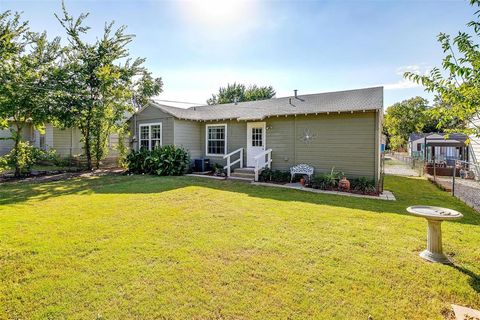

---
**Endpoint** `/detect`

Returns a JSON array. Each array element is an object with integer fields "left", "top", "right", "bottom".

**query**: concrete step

[
  {"left": 228, "top": 176, "right": 254, "bottom": 182},
  {"left": 231, "top": 172, "right": 255, "bottom": 179},
  {"left": 234, "top": 167, "right": 255, "bottom": 174}
]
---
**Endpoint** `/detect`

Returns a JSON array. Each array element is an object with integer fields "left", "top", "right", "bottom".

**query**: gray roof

[
  {"left": 409, "top": 132, "right": 468, "bottom": 144},
  {"left": 147, "top": 86, "right": 383, "bottom": 121}
]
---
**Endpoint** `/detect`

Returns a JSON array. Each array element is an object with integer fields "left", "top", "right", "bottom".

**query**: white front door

[{"left": 247, "top": 122, "right": 266, "bottom": 167}]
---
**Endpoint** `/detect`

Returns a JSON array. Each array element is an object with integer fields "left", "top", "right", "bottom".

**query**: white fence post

[{"left": 240, "top": 148, "right": 243, "bottom": 168}]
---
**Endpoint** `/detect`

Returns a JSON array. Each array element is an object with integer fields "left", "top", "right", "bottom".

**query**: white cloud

[
  {"left": 383, "top": 79, "right": 421, "bottom": 90},
  {"left": 383, "top": 64, "right": 431, "bottom": 90}
]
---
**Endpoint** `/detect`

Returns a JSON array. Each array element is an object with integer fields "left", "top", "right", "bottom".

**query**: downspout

[{"left": 293, "top": 116, "right": 297, "bottom": 165}]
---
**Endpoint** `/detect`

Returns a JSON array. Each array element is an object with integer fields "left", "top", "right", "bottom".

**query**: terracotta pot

[
  {"left": 300, "top": 178, "right": 306, "bottom": 186},
  {"left": 339, "top": 176, "right": 350, "bottom": 191}
]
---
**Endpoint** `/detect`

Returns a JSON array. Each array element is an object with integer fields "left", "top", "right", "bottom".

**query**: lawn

[{"left": 0, "top": 174, "right": 479, "bottom": 319}]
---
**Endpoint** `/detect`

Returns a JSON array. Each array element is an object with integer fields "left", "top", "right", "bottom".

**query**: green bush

[
  {"left": 126, "top": 145, "right": 190, "bottom": 176},
  {"left": 350, "top": 177, "right": 376, "bottom": 193},
  {"left": 259, "top": 168, "right": 290, "bottom": 183},
  {"left": 0, "top": 142, "right": 57, "bottom": 176}
]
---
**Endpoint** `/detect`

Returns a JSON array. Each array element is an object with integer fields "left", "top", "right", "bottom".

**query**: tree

[
  {"left": 405, "top": 0, "right": 480, "bottom": 141},
  {"left": 207, "top": 83, "right": 275, "bottom": 105},
  {"left": 0, "top": 11, "right": 62, "bottom": 176},
  {"left": 55, "top": 3, "right": 162, "bottom": 169},
  {"left": 384, "top": 97, "right": 430, "bottom": 151}
]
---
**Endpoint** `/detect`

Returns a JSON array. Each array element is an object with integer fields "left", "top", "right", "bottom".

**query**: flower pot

[
  {"left": 300, "top": 178, "right": 306, "bottom": 186},
  {"left": 339, "top": 176, "right": 350, "bottom": 191}
]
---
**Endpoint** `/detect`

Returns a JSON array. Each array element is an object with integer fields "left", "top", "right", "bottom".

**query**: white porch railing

[
  {"left": 254, "top": 149, "right": 272, "bottom": 181},
  {"left": 223, "top": 148, "right": 244, "bottom": 177}
]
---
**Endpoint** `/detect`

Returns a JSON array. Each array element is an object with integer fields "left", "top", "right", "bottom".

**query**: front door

[{"left": 247, "top": 122, "right": 266, "bottom": 167}]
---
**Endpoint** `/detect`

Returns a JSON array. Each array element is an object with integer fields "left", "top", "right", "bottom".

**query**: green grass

[{"left": 0, "top": 174, "right": 479, "bottom": 319}]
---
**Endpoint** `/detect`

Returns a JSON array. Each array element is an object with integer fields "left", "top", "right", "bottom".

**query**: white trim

[
  {"left": 205, "top": 123, "right": 227, "bottom": 156},
  {"left": 246, "top": 122, "right": 266, "bottom": 167},
  {"left": 139, "top": 122, "right": 163, "bottom": 151}
]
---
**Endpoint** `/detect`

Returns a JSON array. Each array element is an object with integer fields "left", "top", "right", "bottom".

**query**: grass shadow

[
  {"left": 1, "top": 174, "right": 479, "bottom": 226},
  {"left": 451, "top": 264, "right": 480, "bottom": 293}
]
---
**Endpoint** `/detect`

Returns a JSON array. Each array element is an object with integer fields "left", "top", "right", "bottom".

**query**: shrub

[
  {"left": 350, "top": 177, "right": 376, "bottom": 193},
  {"left": 0, "top": 142, "right": 56, "bottom": 176},
  {"left": 126, "top": 145, "right": 190, "bottom": 176},
  {"left": 259, "top": 168, "right": 290, "bottom": 182},
  {"left": 311, "top": 174, "right": 329, "bottom": 190}
]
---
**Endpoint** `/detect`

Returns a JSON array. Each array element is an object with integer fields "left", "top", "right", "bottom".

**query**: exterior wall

[
  {"left": 199, "top": 121, "right": 247, "bottom": 167},
  {"left": 470, "top": 118, "right": 480, "bottom": 177},
  {"left": 132, "top": 105, "right": 174, "bottom": 150},
  {"left": 174, "top": 119, "right": 202, "bottom": 159},
  {"left": 51, "top": 127, "right": 84, "bottom": 157},
  {"left": 0, "top": 123, "right": 34, "bottom": 155},
  {"left": 199, "top": 112, "right": 378, "bottom": 180}
]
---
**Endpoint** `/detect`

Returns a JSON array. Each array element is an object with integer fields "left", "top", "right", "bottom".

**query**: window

[
  {"left": 251, "top": 127, "right": 263, "bottom": 147},
  {"left": 417, "top": 143, "right": 422, "bottom": 152},
  {"left": 139, "top": 123, "right": 162, "bottom": 151},
  {"left": 206, "top": 124, "right": 227, "bottom": 155}
]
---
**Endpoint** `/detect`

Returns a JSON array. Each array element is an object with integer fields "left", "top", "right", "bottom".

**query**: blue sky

[{"left": 1, "top": 0, "right": 475, "bottom": 107}]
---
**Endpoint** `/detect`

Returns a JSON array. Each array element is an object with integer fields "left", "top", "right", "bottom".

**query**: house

[
  {"left": 469, "top": 118, "right": 480, "bottom": 177},
  {"left": 130, "top": 86, "right": 384, "bottom": 185},
  {"left": 0, "top": 123, "right": 119, "bottom": 162},
  {"left": 408, "top": 132, "right": 469, "bottom": 166}
]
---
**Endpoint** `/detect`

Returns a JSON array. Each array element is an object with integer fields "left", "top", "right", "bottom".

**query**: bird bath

[{"left": 407, "top": 205, "right": 463, "bottom": 264}]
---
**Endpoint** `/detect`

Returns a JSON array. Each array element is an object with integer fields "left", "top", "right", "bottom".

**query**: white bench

[{"left": 290, "top": 164, "right": 314, "bottom": 183}]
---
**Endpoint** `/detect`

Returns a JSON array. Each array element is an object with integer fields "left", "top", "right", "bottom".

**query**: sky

[{"left": 1, "top": 0, "right": 475, "bottom": 108}]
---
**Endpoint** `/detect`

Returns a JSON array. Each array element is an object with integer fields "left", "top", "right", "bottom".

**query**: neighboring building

[
  {"left": 469, "top": 118, "right": 480, "bottom": 176},
  {"left": 408, "top": 132, "right": 469, "bottom": 165},
  {"left": 130, "top": 87, "right": 384, "bottom": 185},
  {"left": 0, "top": 123, "right": 119, "bottom": 162}
]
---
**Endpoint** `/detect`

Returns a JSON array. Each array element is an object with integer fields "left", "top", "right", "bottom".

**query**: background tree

[
  {"left": 384, "top": 97, "right": 430, "bottom": 151},
  {"left": 207, "top": 83, "right": 275, "bottom": 105},
  {"left": 0, "top": 11, "right": 62, "bottom": 176},
  {"left": 405, "top": 0, "right": 480, "bottom": 140},
  {"left": 55, "top": 4, "right": 162, "bottom": 169}
]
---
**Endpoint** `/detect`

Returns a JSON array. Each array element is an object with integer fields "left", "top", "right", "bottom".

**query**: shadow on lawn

[
  {"left": 451, "top": 264, "right": 480, "bottom": 293},
  {"left": 1, "top": 174, "right": 479, "bottom": 225}
]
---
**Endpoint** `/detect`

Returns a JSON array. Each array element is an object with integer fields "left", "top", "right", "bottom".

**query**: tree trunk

[{"left": 13, "top": 123, "right": 23, "bottom": 177}]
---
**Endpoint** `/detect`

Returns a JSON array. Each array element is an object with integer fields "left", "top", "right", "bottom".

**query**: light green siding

[
  {"left": 174, "top": 119, "right": 202, "bottom": 159},
  {"left": 282, "top": 112, "right": 376, "bottom": 178},
  {"left": 200, "top": 121, "right": 247, "bottom": 167}
]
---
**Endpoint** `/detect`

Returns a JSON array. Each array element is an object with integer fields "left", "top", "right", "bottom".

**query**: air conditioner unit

[{"left": 194, "top": 158, "right": 210, "bottom": 172}]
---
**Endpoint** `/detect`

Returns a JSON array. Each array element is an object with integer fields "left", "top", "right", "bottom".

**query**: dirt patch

[{"left": 0, "top": 168, "right": 125, "bottom": 185}]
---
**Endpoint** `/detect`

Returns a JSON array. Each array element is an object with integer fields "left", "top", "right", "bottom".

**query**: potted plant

[
  {"left": 300, "top": 176, "right": 306, "bottom": 186},
  {"left": 339, "top": 176, "right": 350, "bottom": 191}
]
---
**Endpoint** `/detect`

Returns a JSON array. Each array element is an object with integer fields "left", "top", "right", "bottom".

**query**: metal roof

[{"left": 146, "top": 86, "right": 383, "bottom": 121}]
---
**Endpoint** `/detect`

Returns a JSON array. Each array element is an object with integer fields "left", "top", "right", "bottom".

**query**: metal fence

[{"left": 390, "top": 152, "right": 425, "bottom": 176}]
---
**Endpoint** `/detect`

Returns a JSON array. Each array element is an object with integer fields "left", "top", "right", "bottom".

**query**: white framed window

[
  {"left": 139, "top": 123, "right": 162, "bottom": 151},
  {"left": 206, "top": 124, "right": 227, "bottom": 156}
]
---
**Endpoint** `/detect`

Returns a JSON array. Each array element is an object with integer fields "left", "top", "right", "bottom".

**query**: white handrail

[
  {"left": 254, "top": 149, "right": 272, "bottom": 181},
  {"left": 223, "top": 148, "right": 243, "bottom": 177}
]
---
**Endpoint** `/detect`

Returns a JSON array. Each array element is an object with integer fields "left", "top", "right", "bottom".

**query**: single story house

[
  {"left": 130, "top": 86, "right": 384, "bottom": 185},
  {"left": 408, "top": 132, "right": 469, "bottom": 165}
]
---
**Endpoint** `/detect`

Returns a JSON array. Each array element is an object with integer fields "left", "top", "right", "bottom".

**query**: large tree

[
  {"left": 55, "top": 3, "right": 162, "bottom": 169},
  {"left": 0, "top": 11, "right": 62, "bottom": 176},
  {"left": 207, "top": 83, "right": 275, "bottom": 105},
  {"left": 405, "top": 0, "right": 480, "bottom": 141},
  {"left": 384, "top": 97, "right": 430, "bottom": 151}
]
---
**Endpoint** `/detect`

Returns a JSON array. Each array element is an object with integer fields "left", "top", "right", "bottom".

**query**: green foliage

[
  {"left": 404, "top": 1, "right": 480, "bottom": 139},
  {"left": 126, "top": 145, "right": 190, "bottom": 176},
  {"left": 0, "top": 12, "right": 63, "bottom": 176},
  {"left": 212, "top": 163, "right": 225, "bottom": 176},
  {"left": 207, "top": 83, "right": 276, "bottom": 105},
  {"left": 349, "top": 177, "right": 376, "bottom": 193},
  {"left": 0, "top": 142, "right": 57, "bottom": 175},
  {"left": 54, "top": 2, "right": 162, "bottom": 169},
  {"left": 259, "top": 168, "right": 290, "bottom": 182},
  {"left": 384, "top": 97, "right": 430, "bottom": 151},
  {"left": 311, "top": 167, "right": 343, "bottom": 189}
]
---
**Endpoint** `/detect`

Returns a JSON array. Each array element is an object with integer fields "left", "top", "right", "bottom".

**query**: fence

[{"left": 390, "top": 152, "right": 425, "bottom": 176}]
